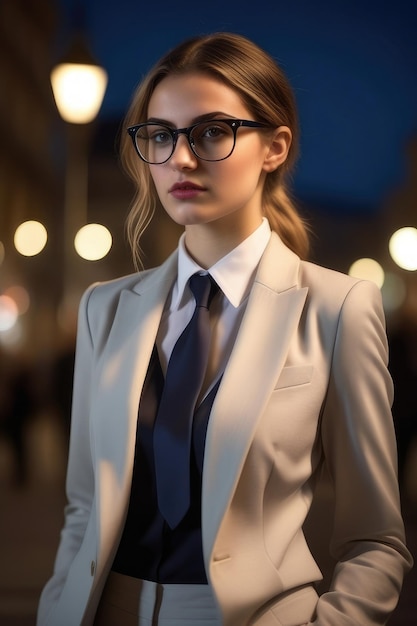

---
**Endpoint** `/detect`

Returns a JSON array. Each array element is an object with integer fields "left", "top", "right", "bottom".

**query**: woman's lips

[{"left": 169, "top": 182, "right": 206, "bottom": 200}]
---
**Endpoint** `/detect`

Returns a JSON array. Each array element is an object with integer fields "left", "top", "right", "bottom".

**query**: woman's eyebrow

[{"left": 145, "top": 112, "right": 234, "bottom": 126}]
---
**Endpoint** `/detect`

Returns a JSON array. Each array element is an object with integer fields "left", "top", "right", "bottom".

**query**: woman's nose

[{"left": 169, "top": 134, "right": 198, "bottom": 169}]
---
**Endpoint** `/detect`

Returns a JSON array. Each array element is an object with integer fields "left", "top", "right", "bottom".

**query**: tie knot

[{"left": 189, "top": 273, "right": 218, "bottom": 309}]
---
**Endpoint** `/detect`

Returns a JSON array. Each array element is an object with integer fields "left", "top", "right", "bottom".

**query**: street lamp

[
  {"left": 51, "top": 33, "right": 107, "bottom": 124},
  {"left": 50, "top": 31, "right": 108, "bottom": 304}
]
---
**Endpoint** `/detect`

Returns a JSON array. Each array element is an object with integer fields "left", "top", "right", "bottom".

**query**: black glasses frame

[{"left": 127, "top": 118, "right": 270, "bottom": 164}]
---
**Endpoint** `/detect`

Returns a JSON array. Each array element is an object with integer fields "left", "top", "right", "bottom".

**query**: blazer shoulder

[
  {"left": 300, "top": 260, "right": 355, "bottom": 289},
  {"left": 83, "top": 269, "right": 151, "bottom": 307},
  {"left": 299, "top": 260, "right": 382, "bottom": 316},
  {"left": 77, "top": 267, "right": 161, "bottom": 341}
]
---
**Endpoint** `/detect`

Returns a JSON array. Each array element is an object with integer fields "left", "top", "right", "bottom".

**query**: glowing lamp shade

[
  {"left": 51, "top": 63, "right": 108, "bottom": 124},
  {"left": 389, "top": 227, "right": 417, "bottom": 271},
  {"left": 74, "top": 223, "right": 112, "bottom": 260},
  {"left": 14, "top": 221, "right": 47, "bottom": 256}
]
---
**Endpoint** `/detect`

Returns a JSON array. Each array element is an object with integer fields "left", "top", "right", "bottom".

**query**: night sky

[{"left": 54, "top": 0, "right": 417, "bottom": 215}]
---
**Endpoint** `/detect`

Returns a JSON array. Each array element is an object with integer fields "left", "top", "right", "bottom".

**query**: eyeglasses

[{"left": 127, "top": 118, "right": 269, "bottom": 164}]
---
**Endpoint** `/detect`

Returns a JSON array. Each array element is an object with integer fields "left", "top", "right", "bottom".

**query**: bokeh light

[
  {"left": 389, "top": 227, "right": 417, "bottom": 271},
  {"left": 14, "top": 220, "right": 48, "bottom": 256},
  {"left": 0, "top": 295, "right": 19, "bottom": 331},
  {"left": 0, "top": 319, "right": 24, "bottom": 349},
  {"left": 74, "top": 223, "right": 112, "bottom": 260},
  {"left": 0, "top": 241, "right": 5, "bottom": 265},
  {"left": 348, "top": 257, "right": 385, "bottom": 288},
  {"left": 4, "top": 286, "right": 30, "bottom": 316}
]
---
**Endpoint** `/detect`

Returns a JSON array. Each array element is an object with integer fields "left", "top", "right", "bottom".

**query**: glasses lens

[
  {"left": 135, "top": 124, "right": 173, "bottom": 164},
  {"left": 191, "top": 121, "right": 234, "bottom": 161}
]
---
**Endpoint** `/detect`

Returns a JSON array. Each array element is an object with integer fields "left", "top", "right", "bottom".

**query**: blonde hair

[{"left": 120, "top": 32, "right": 310, "bottom": 268}]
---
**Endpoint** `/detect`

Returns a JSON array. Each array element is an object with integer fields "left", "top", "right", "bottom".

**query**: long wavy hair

[{"left": 120, "top": 32, "right": 310, "bottom": 268}]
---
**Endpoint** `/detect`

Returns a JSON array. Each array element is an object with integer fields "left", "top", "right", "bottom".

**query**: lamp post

[{"left": 50, "top": 31, "right": 108, "bottom": 306}]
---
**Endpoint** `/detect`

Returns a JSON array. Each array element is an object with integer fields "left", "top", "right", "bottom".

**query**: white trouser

[{"left": 94, "top": 571, "right": 222, "bottom": 625}]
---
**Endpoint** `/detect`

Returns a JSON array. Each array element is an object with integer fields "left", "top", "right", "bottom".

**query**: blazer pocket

[{"left": 274, "top": 365, "right": 313, "bottom": 390}]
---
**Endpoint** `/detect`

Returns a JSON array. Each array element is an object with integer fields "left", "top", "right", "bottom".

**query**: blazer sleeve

[
  {"left": 313, "top": 279, "right": 413, "bottom": 625},
  {"left": 37, "top": 284, "right": 97, "bottom": 625}
]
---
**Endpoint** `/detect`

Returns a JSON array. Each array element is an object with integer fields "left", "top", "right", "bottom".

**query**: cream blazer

[{"left": 37, "top": 233, "right": 412, "bottom": 626}]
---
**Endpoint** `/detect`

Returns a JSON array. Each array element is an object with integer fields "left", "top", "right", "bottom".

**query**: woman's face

[{"left": 146, "top": 73, "right": 288, "bottom": 240}]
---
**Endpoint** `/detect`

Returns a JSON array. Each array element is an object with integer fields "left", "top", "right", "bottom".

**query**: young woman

[{"left": 38, "top": 32, "right": 412, "bottom": 626}]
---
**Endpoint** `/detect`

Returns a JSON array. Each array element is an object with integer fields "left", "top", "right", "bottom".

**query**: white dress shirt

[{"left": 156, "top": 218, "right": 271, "bottom": 400}]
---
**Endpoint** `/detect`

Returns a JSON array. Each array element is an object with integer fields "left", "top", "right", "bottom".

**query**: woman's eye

[
  {"left": 151, "top": 130, "right": 171, "bottom": 144},
  {"left": 203, "top": 125, "right": 224, "bottom": 138}
]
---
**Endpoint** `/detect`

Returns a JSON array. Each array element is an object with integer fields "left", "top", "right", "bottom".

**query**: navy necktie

[{"left": 153, "top": 273, "right": 218, "bottom": 529}]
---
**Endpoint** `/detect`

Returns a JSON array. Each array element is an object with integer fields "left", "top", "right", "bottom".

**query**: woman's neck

[{"left": 184, "top": 215, "right": 263, "bottom": 268}]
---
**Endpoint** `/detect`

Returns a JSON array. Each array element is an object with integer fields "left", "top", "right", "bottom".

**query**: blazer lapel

[
  {"left": 202, "top": 234, "right": 308, "bottom": 562},
  {"left": 93, "top": 251, "right": 178, "bottom": 557}
]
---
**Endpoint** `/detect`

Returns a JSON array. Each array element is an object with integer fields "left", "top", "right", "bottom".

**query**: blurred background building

[{"left": 0, "top": 0, "right": 416, "bottom": 624}]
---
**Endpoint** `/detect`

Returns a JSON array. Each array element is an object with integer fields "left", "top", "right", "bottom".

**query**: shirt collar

[{"left": 173, "top": 218, "right": 271, "bottom": 309}]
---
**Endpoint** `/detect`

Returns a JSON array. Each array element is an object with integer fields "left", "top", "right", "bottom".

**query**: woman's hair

[{"left": 120, "top": 32, "right": 310, "bottom": 268}]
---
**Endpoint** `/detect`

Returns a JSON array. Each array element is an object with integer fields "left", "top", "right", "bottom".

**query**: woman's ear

[{"left": 262, "top": 126, "right": 292, "bottom": 172}]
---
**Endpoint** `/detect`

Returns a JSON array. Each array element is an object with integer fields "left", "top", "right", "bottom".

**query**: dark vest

[{"left": 112, "top": 346, "right": 221, "bottom": 583}]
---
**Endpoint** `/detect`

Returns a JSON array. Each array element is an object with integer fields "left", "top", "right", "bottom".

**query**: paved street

[{"left": 0, "top": 412, "right": 416, "bottom": 625}]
